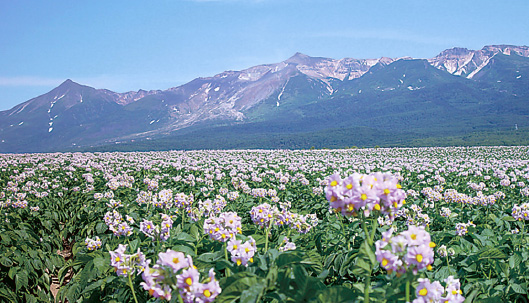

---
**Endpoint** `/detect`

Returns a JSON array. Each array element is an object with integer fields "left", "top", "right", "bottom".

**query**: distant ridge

[{"left": 1, "top": 44, "right": 528, "bottom": 152}]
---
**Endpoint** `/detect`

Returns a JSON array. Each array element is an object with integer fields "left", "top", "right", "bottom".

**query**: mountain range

[{"left": 1, "top": 44, "right": 529, "bottom": 152}]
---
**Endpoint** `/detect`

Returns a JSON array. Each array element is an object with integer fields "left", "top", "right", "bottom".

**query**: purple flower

[
  {"left": 114, "top": 221, "right": 133, "bottom": 237},
  {"left": 109, "top": 244, "right": 150, "bottom": 277},
  {"left": 110, "top": 244, "right": 127, "bottom": 268},
  {"left": 401, "top": 225, "right": 431, "bottom": 247},
  {"left": 204, "top": 212, "right": 242, "bottom": 242},
  {"left": 250, "top": 203, "right": 278, "bottom": 227},
  {"left": 140, "top": 219, "right": 158, "bottom": 238},
  {"left": 413, "top": 278, "right": 445, "bottom": 303},
  {"left": 156, "top": 249, "right": 189, "bottom": 273},
  {"left": 85, "top": 236, "right": 102, "bottom": 251},
  {"left": 406, "top": 244, "right": 434, "bottom": 270},
  {"left": 228, "top": 236, "right": 256, "bottom": 267},
  {"left": 177, "top": 266, "right": 200, "bottom": 291},
  {"left": 194, "top": 269, "right": 222, "bottom": 303}
]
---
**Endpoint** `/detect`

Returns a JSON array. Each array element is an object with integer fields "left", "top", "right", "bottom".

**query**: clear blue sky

[{"left": 1, "top": 0, "right": 528, "bottom": 111}]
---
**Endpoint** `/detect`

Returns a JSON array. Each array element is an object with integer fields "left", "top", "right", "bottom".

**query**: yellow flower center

[
  {"left": 382, "top": 258, "right": 388, "bottom": 267},
  {"left": 383, "top": 189, "right": 390, "bottom": 195},
  {"left": 115, "top": 257, "right": 120, "bottom": 262},
  {"left": 330, "top": 180, "right": 338, "bottom": 187},
  {"left": 249, "top": 257, "right": 254, "bottom": 263},
  {"left": 147, "top": 224, "right": 151, "bottom": 229},
  {"left": 429, "top": 242, "right": 436, "bottom": 248},
  {"left": 427, "top": 265, "right": 433, "bottom": 271},
  {"left": 330, "top": 196, "right": 337, "bottom": 202},
  {"left": 411, "top": 234, "right": 417, "bottom": 240},
  {"left": 173, "top": 257, "right": 179, "bottom": 264},
  {"left": 346, "top": 184, "right": 353, "bottom": 190},
  {"left": 245, "top": 247, "right": 250, "bottom": 253},
  {"left": 259, "top": 209, "right": 263, "bottom": 213},
  {"left": 204, "top": 289, "right": 212, "bottom": 298},
  {"left": 416, "top": 254, "right": 423, "bottom": 263},
  {"left": 452, "top": 290, "right": 457, "bottom": 295},
  {"left": 233, "top": 244, "right": 238, "bottom": 249},
  {"left": 348, "top": 204, "right": 354, "bottom": 211},
  {"left": 419, "top": 288, "right": 428, "bottom": 296},
  {"left": 374, "top": 204, "right": 381, "bottom": 211},
  {"left": 185, "top": 277, "right": 193, "bottom": 286},
  {"left": 361, "top": 194, "right": 367, "bottom": 201},
  {"left": 236, "top": 259, "right": 242, "bottom": 266}
]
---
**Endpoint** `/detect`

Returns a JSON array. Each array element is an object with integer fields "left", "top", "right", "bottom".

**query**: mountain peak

[
  {"left": 436, "top": 47, "right": 472, "bottom": 58},
  {"left": 290, "top": 52, "right": 309, "bottom": 59},
  {"left": 285, "top": 52, "right": 313, "bottom": 64},
  {"left": 57, "top": 79, "right": 82, "bottom": 89}
]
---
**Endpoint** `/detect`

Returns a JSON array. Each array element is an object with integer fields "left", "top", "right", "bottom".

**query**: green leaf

[
  {"left": 509, "top": 253, "right": 522, "bottom": 269},
  {"left": 0, "top": 287, "right": 18, "bottom": 303},
  {"left": 339, "top": 251, "right": 356, "bottom": 277},
  {"left": 466, "top": 286, "right": 482, "bottom": 302},
  {"left": 171, "top": 244, "right": 195, "bottom": 257},
  {"left": 511, "top": 283, "right": 527, "bottom": 294},
  {"left": 24, "top": 293, "right": 37, "bottom": 303},
  {"left": 217, "top": 272, "right": 264, "bottom": 303},
  {"left": 350, "top": 240, "right": 375, "bottom": 277},
  {"left": 276, "top": 251, "right": 304, "bottom": 267},
  {"left": 15, "top": 269, "right": 29, "bottom": 291},
  {"left": 240, "top": 283, "right": 266, "bottom": 303},
  {"left": 315, "top": 286, "right": 359, "bottom": 303},
  {"left": 96, "top": 222, "right": 107, "bottom": 234},
  {"left": 0, "top": 256, "right": 13, "bottom": 267},
  {"left": 197, "top": 251, "right": 224, "bottom": 263},
  {"left": 8, "top": 267, "right": 17, "bottom": 280},
  {"left": 434, "top": 266, "right": 451, "bottom": 281},
  {"left": 81, "top": 278, "right": 107, "bottom": 294},
  {"left": 0, "top": 233, "right": 11, "bottom": 245},
  {"left": 176, "top": 232, "right": 196, "bottom": 242},
  {"left": 190, "top": 224, "right": 200, "bottom": 239},
  {"left": 129, "top": 238, "right": 140, "bottom": 252},
  {"left": 93, "top": 255, "right": 110, "bottom": 273},
  {"left": 478, "top": 247, "right": 506, "bottom": 260}
]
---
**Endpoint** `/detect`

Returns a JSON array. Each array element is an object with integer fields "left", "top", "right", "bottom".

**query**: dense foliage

[{"left": 1, "top": 147, "right": 529, "bottom": 302}]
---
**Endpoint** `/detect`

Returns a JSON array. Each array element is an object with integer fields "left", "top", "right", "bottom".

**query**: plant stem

[
  {"left": 338, "top": 214, "right": 350, "bottom": 250},
  {"left": 264, "top": 219, "right": 274, "bottom": 252},
  {"left": 522, "top": 223, "right": 526, "bottom": 250},
  {"left": 181, "top": 208, "right": 185, "bottom": 231},
  {"left": 128, "top": 274, "right": 139, "bottom": 303},
  {"left": 405, "top": 280, "right": 410, "bottom": 303},
  {"left": 361, "top": 218, "right": 371, "bottom": 246},
  {"left": 369, "top": 219, "right": 378, "bottom": 245},
  {"left": 264, "top": 226, "right": 270, "bottom": 252},
  {"left": 364, "top": 275, "right": 371, "bottom": 303},
  {"left": 224, "top": 242, "right": 231, "bottom": 277}
]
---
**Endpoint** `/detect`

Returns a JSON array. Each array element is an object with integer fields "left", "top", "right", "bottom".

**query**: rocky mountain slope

[{"left": 1, "top": 44, "right": 528, "bottom": 152}]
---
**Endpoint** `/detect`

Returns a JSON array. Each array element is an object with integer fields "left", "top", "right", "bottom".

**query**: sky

[{"left": 0, "top": 0, "right": 528, "bottom": 111}]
